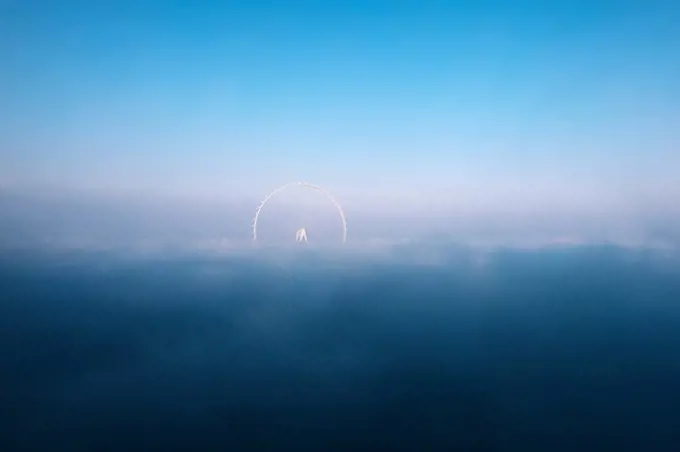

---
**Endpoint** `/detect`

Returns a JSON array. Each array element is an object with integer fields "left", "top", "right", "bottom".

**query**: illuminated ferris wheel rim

[{"left": 252, "top": 181, "right": 348, "bottom": 244}]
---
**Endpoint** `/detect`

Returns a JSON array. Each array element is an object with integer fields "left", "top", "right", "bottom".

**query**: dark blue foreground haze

[{"left": 2, "top": 246, "right": 680, "bottom": 451}]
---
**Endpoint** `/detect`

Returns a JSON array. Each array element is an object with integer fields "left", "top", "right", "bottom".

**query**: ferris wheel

[{"left": 252, "top": 182, "right": 347, "bottom": 244}]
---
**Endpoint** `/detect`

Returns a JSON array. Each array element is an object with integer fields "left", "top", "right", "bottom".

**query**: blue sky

[{"left": 1, "top": 1, "right": 679, "bottom": 225}]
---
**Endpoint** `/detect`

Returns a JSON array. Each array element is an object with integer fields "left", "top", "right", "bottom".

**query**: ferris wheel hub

[{"left": 295, "top": 227, "right": 308, "bottom": 243}]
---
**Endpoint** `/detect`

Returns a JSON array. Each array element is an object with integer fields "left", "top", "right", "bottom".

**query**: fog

[
  {"left": 2, "top": 187, "right": 680, "bottom": 253},
  {"left": 2, "top": 246, "right": 680, "bottom": 450}
]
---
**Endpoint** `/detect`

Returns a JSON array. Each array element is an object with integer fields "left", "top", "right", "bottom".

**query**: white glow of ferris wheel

[{"left": 252, "top": 181, "right": 347, "bottom": 244}]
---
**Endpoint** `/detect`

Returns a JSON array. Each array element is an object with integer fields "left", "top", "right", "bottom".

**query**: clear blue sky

[{"left": 1, "top": 0, "right": 679, "bottom": 216}]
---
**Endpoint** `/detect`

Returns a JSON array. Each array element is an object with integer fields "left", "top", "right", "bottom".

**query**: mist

[{"left": 2, "top": 187, "right": 679, "bottom": 252}]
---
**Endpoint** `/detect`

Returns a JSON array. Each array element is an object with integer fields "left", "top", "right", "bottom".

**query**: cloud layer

[{"left": 2, "top": 247, "right": 680, "bottom": 450}]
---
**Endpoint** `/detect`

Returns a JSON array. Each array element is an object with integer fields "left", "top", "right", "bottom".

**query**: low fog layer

[
  {"left": 2, "top": 246, "right": 680, "bottom": 451},
  {"left": 1, "top": 187, "right": 680, "bottom": 251}
]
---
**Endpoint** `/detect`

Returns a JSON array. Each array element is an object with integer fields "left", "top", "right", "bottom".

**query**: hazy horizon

[{"left": 1, "top": 183, "right": 679, "bottom": 252}]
